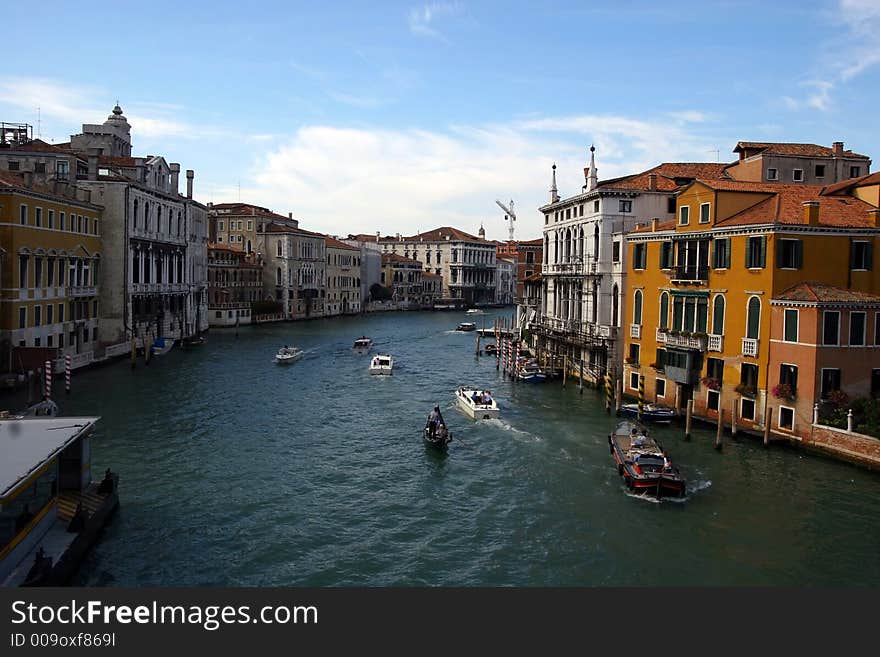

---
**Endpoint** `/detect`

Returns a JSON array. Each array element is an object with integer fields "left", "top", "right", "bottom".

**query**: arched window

[
  {"left": 144, "top": 201, "right": 149, "bottom": 231},
  {"left": 659, "top": 292, "right": 669, "bottom": 329},
  {"left": 612, "top": 284, "right": 619, "bottom": 326},
  {"left": 591, "top": 280, "right": 598, "bottom": 323},
  {"left": 746, "top": 296, "right": 760, "bottom": 339},
  {"left": 712, "top": 295, "right": 725, "bottom": 335},
  {"left": 544, "top": 235, "right": 549, "bottom": 265},
  {"left": 276, "top": 267, "right": 282, "bottom": 286},
  {"left": 593, "top": 225, "right": 599, "bottom": 261},
  {"left": 133, "top": 199, "right": 139, "bottom": 229},
  {"left": 633, "top": 289, "right": 643, "bottom": 325}
]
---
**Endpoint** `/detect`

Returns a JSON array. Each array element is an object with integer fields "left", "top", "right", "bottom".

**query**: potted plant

[
  {"left": 772, "top": 383, "right": 795, "bottom": 401},
  {"left": 625, "top": 356, "right": 639, "bottom": 366},
  {"left": 735, "top": 383, "right": 757, "bottom": 397},
  {"left": 701, "top": 376, "right": 721, "bottom": 391}
]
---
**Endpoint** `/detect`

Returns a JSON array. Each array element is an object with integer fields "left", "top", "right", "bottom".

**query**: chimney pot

[
  {"left": 648, "top": 173, "right": 657, "bottom": 191},
  {"left": 832, "top": 141, "right": 844, "bottom": 157},
  {"left": 170, "top": 162, "right": 180, "bottom": 195},
  {"left": 803, "top": 200, "right": 820, "bottom": 226},
  {"left": 87, "top": 147, "right": 100, "bottom": 181},
  {"left": 651, "top": 217, "right": 659, "bottom": 232},
  {"left": 185, "top": 169, "right": 194, "bottom": 199}
]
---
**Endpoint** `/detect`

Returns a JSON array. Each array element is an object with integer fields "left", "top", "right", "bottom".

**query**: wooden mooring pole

[
  {"left": 730, "top": 398, "right": 738, "bottom": 438},
  {"left": 763, "top": 403, "right": 772, "bottom": 447},
  {"left": 684, "top": 398, "right": 693, "bottom": 441},
  {"left": 562, "top": 353, "right": 567, "bottom": 388},
  {"left": 715, "top": 395, "right": 723, "bottom": 451},
  {"left": 579, "top": 358, "right": 584, "bottom": 395},
  {"left": 130, "top": 336, "right": 137, "bottom": 369}
]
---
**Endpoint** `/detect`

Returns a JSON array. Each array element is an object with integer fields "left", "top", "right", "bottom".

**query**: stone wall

[{"left": 804, "top": 423, "right": 880, "bottom": 469}]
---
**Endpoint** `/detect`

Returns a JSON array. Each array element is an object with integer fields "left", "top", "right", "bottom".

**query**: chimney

[
  {"left": 651, "top": 217, "right": 659, "bottom": 232},
  {"left": 186, "top": 169, "right": 194, "bottom": 199},
  {"left": 648, "top": 173, "right": 657, "bottom": 191},
  {"left": 803, "top": 200, "right": 820, "bottom": 226},
  {"left": 376, "top": 231, "right": 380, "bottom": 243},
  {"left": 22, "top": 170, "right": 34, "bottom": 188},
  {"left": 87, "top": 148, "right": 100, "bottom": 181},
  {"left": 135, "top": 157, "right": 146, "bottom": 183},
  {"left": 170, "top": 163, "right": 180, "bottom": 194},
  {"left": 832, "top": 142, "right": 844, "bottom": 157},
  {"left": 869, "top": 209, "right": 880, "bottom": 228}
]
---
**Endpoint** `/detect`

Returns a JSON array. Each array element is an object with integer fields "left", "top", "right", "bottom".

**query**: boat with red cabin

[{"left": 608, "top": 421, "right": 686, "bottom": 498}]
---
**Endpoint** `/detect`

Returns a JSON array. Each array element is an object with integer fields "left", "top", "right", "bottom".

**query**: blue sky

[{"left": 1, "top": 0, "right": 877, "bottom": 239}]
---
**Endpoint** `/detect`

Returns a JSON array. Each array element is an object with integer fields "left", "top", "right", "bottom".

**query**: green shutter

[
  {"left": 746, "top": 238, "right": 753, "bottom": 268},
  {"left": 850, "top": 241, "right": 857, "bottom": 269},
  {"left": 794, "top": 240, "right": 803, "bottom": 269},
  {"left": 759, "top": 236, "right": 766, "bottom": 268}
]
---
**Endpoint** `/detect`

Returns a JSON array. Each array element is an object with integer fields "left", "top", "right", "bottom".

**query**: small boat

[
  {"left": 370, "top": 354, "right": 393, "bottom": 375},
  {"left": 465, "top": 308, "right": 484, "bottom": 315},
  {"left": 484, "top": 343, "right": 497, "bottom": 355},
  {"left": 456, "top": 386, "right": 499, "bottom": 420},
  {"left": 456, "top": 322, "right": 477, "bottom": 332},
  {"left": 424, "top": 407, "right": 453, "bottom": 450},
  {"left": 517, "top": 362, "right": 548, "bottom": 383},
  {"left": 182, "top": 335, "right": 206, "bottom": 348},
  {"left": 619, "top": 403, "right": 676, "bottom": 424},
  {"left": 16, "top": 398, "right": 60, "bottom": 418},
  {"left": 150, "top": 336, "right": 174, "bottom": 356},
  {"left": 275, "top": 345, "right": 303, "bottom": 364},
  {"left": 476, "top": 327, "right": 514, "bottom": 338},
  {"left": 353, "top": 336, "right": 373, "bottom": 351},
  {"left": 609, "top": 420, "right": 686, "bottom": 498}
]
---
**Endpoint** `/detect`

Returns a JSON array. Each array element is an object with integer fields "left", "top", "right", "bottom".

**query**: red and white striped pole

[
  {"left": 44, "top": 360, "right": 52, "bottom": 399},
  {"left": 65, "top": 354, "right": 71, "bottom": 394}
]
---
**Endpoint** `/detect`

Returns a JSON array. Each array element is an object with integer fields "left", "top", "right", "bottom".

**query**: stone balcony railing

[
  {"left": 545, "top": 261, "right": 599, "bottom": 276},
  {"left": 742, "top": 337, "right": 759, "bottom": 357},
  {"left": 656, "top": 329, "right": 708, "bottom": 351},
  {"left": 66, "top": 285, "right": 97, "bottom": 297},
  {"left": 630, "top": 323, "right": 641, "bottom": 339},
  {"left": 708, "top": 334, "right": 723, "bottom": 352}
]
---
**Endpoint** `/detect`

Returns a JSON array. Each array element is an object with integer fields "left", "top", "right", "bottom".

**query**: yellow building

[
  {"left": 623, "top": 179, "right": 879, "bottom": 434},
  {"left": 0, "top": 172, "right": 103, "bottom": 373}
]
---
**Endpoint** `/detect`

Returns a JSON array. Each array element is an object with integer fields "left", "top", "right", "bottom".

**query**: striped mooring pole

[
  {"left": 44, "top": 360, "right": 52, "bottom": 399},
  {"left": 605, "top": 371, "right": 613, "bottom": 413},
  {"left": 514, "top": 341, "right": 520, "bottom": 379},
  {"left": 65, "top": 354, "right": 71, "bottom": 394},
  {"left": 638, "top": 374, "right": 645, "bottom": 421}
]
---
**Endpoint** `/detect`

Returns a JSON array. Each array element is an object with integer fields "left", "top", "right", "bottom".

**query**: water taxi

[
  {"left": 609, "top": 420, "right": 686, "bottom": 498},
  {"left": 353, "top": 337, "right": 373, "bottom": 351},
  {"left": 456, "top": 322, "right": 477, "bottom": 332},
  {"left": 275, "top": 345, "right": 304, "bottom": 364},
  {"left": 369, "top": 354, "right": 394, "bottom": 375},
  {"left": 465, "top": 308, "right": 484, "bottom": 315},
  {"left": 456, "top": 386, "right": 499, "bottom": 420},
  {"left": 517, "top": 361, "right": 548, "bottom": 383}
]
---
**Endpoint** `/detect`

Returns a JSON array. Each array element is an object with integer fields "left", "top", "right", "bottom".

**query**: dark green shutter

[
  {"left": 759, "top": 236, "right": 766, "bottom": 268},
  {"left": 850, "top": 241, "right": 857, "bottom": 269},
  {"left": 746, "top": 238, "right": 753, "bottom": 268},
  {"left": 794, "top": 240, "right": 803, "bottom": 269},
  {"left": 866, "top": 242, "right": 873, "bottom": 270}
]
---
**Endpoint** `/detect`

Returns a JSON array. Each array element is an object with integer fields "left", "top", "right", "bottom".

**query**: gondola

[{"left": 424, "top": 408, "right": 453, "bottom": 450}]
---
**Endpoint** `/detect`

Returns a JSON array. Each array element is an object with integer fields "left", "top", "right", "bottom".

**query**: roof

[
  {"left": 598, "top": 162, "right": 730, "bottom": 193},
  {"left": 211, "top": 203, "right": 293, "bottom": 223},
  {"left": 325, "top": 236, "right": 359, "bottom": 251},
  {"left": 406, "top": 226, "right": 486, "bottom": 243},
  {"left": 714, "top": 183, "right": 878, "bottom": 228},
  {"left": 0, "top": 138, "right": 80, "bottom": 157},
  {"left": 262, "top": 222, "right": 324, "bottom": 237},
  {"left": 0, "top": 417, "right": 99, "bottom": 500},
  {"left": 773, "top": 282, "right": 880, "bottom": 305},
  {"left": 382, "top": 253, "right": 422, "bottom": 265},
  {"left": 99, "top": 155, "right": 137, "bottom": 168},
  {"left": 733, "top": 141, "right": 869, "bottom": 160},
  {"left": 821, "top": 172, "right": 880, "bottom": 197},
  {"left": 519, "top": 237, "right": 544, "bottom": 246},
  {"left": 629, "top": 218, "right": 677, "bottom": 234},
  {"left": 0, "top": 171, "right": 100, "bottom": 208},
  {"left": 347, "top": 233, "right": 383, "bottom": 242}
]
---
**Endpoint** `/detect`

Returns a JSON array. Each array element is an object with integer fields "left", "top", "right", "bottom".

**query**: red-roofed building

[
  {"left": 497, "top": 237, "right": 543, "bottom": 301},
  {"left": 725, "top": 140, "right": 871, "bottom": 185},
  {"left": 207, "top": 244, "right": 263, "bottom": 327}
]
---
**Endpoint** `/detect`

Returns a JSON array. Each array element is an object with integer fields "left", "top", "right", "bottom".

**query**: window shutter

[
  {"left": 850, "top": 241, "right": 857, "bottom": 269},
  {"left": 759, "top": 236, "right": 766, "bottom": 268},
  {"left": 776, "top": 239, "right": 784, "bottom": 264},
  {"left": 794, "top": 240, "right": 803, "bottom": 269},
  {"left": 867, "top": 242, "right": 873, "bottom": 270},
  {"left": 746, "top": 238, "right": 753, "bottom": 268}
]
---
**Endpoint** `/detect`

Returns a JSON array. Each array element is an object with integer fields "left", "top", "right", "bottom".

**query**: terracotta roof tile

[
  {"left": 773, "top": 282, "right": 880, "bottom": 304},
  {"left": 325, "top": 236, "right": 359, "bottom": 250},
  {"left": 406, "top": 226, "right": 485, "bottom": 242},
  {"left": 382, "top": 253, "right": 422, "bottom": 265},
  {"left": 734, "top": 141, "right": 870, "bottom": 159},
  {"left": 598, "top": 162, "right": 730, "bottom": 192},
  {"left": 821, "top": 172, "right": 880, "bottom": 197},
  {"left": 629, "top": 218, "right": 677, "bottom": 234}
]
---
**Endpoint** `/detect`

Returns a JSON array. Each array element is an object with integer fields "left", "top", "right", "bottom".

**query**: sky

[{"left": 1, "top": 0, "right": 878, "bottom": 240}]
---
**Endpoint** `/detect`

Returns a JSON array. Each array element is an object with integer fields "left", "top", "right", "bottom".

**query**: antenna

[
  {"left": 36, "top": 107, "right": 41, "bottom": 140},
  {"left": 707, "top": 148, "right": 720, "bottom": 162},
  {"left": 237, "top": 181, "right": 241, "bottom": 203}
]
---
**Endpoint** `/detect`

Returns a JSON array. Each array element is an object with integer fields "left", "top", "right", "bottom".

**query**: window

[
  {"left": 46, "top": 304, "right": 53, "bottom": 325},
  {"left": 8, "top": 160, "right": 19, "bottom": 171},
  {"left": 777, "top": 239, "right": 803, "bottom": 269},
  {"left": 655, "top": 348, "right": 666, "bottom": 371},
  {"left": 712, "top": 238, "right": 730, "bottom": 269},
  {"left": 783, "top": 309, "right": 798, "bottom": 342},
  {"left": 19, "top": 205, "right": 27, "bottom": 225},
  {"left": 247, "top": 220, "right": 253, "bottom": 231},
  {"left": 59, "top": 212, "right": 65, "bottom": 231},
  {"left": 612, "top": 241, "right": 620, "bottom": 263},
  {"left": 633, "top": 290, "right": 643, "bottom": 325},
  {"left": 276, "top": 241, "right": 283, "bottom": 257},
  {"left": 218, "top": 221, "right": 225, "bottom": 231},
  {"left": 712, "top": 295, "right": 725, "bottom": 335},
  {"left": 660, "top": 241, "right": 673, "bottom": 269},
  {"left": 593, "top": 200, "right": 599, "bottom": 213},
  {"left": 707, "top": 390, "right": 720, "bottom": 411},
  {"left": 823, "top": 310, "right": 840, "bottom": 345},
  {"left": 18, "top": 255, "right": 28, "bottom": 288},
  {"left": 741, "top": 363, "right": 759, "bottom": 389},
  {"left": 679, "top": 206, "right": 690, "bottom": 226},
  {"left": 821, "top": 369, "right": 841, "bottom": 399},
  {"left": 779, "top": 363, "right": 798, "bottom": 394},
  {"left": 872, "top": 370, "right": 880, "bottom": 398},
  {"left": 659, "top": 292, "right": 669, "bottom": 329},
  {"left": 34, "top": 305, "right": 41, "bottom": 327},
  {"left": 18, "top": 307, "right": 26, "bottom": 329},
  {"left": 667, "top": 197, "right": 676, "bottom": 214},
  {"left": 746, "top": 236, "right": 766, "bottom": 268},
  {"left": 741, "top": 398, "right": 755, "bottom": 421},
  {"left": 632, "top": 244, "right": 647, "bottom": 270},
  {"left": 619, "top": 200, "right": 632, "bottom": 213},
  {"left": 792, "top": 169, "right": 804, "bottom": 182},
  {"left": 57, "top": 160, "right": 69, "bottom": 179},
  {"left": 48, "top": 209, "right": 54, "bottom": 229},
  {"left": 34, "top": 337, "right": 41, "bottom": 347},
  {"left": 849, "top": 311, "right": 866, "bottom": 346},
  {"left": 767, "top": 168, "right": 778, "bottom": 181},
  {"left": 656, "top": 379, "right": 666, "bottom": 398},
  {"left": 699, "top": 203, "right": 710, "bottom": 223},
  {"left": 629, "top": 343, "right": 640, "bottom": 365},
  {"left": 707, "top": 357, "right": 724, "bottom": 381},
  {"left": 850, "top": 241, "right": 872, "bottom": 270},
  {"left": 58, "top": 303, "right": 64, "bottom": 322},
  {"left": 34, "top": 257, "right": 42, "bottom": 288},
  {"left": 746, "top": 297, "right": 761, "bottom": 339},
  {"left": 815, "top": 164, "right": 825, "bottom": 178},
  {"left": 779, "top": 407, "right": 795, "bottom": 431},
  {"left": 850, "top": 166, "right": 861, "bottom": 178},
  {"left": 35, "top": 208, "right": 43, "bottom": 227},
  {"left": 876, "top": 313, "right": 880, "bottom": 345},
  {"left": 612, "top": 284, "right": 619, "bottom": 326},
  {"left": 77, "top": 215, "right": 82, "bottom": 233},
  {"left": 630, "top": 372, "right": 640, "bottom": 390}
]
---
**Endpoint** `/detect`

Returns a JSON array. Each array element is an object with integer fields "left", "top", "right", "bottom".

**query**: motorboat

[
  {"left": 609, "top": 420, "right": 686, "bottom": 497},
  {"left": 484, "top": 343, "right": 498, "bottom": 355},
  {"left": 456, "top": 322, "right": 477, "bottom": 332},
  {"left": 517, "top": 362, "right": 548, "bottom": 383},
  {"left": 619, "top": 403, "right": 676, "bottom": 424},
  {"left": 182, "top": 335, "right": 206, "bottom": 348},
  {"left": 275, "top": 345, "right": 304, "bottom": 364},
  {"left": 353, "top": 337, "right": 373, "bottom": 351},
  {"left": 150, "top": 336, "right": 174, "bottom": 356},
  {"left": 369, "top": 354, "right": 394, "bottom": 375},
  {"left": 424, "top": 407, "right": 453, "bottom": 450},
  {"left": 456, "top": 386, "right": 499, "bottom": 420},
  {"left": 465, "top": 308, "right": 484, "bottom": 315}
]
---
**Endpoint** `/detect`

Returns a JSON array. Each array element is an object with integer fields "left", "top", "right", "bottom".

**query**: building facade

[
  {"left": 497, "top": 237, "right": 543, "bottom": 301},
  {"left": 261, "top": 224, "right": 326, "bottom": 319},
  {"left": 0, "top": 173, "right": 103, "bottom": 371},
  {"left": 496, "top": 256, "right": 516, "bottom": 305},
  {"left": 207, "top": 244, "right": 262, "bottom": 327},
  {"left": 325, "top": 237, "right": 361, "bottom": 316},
  {"left": 725, "top": 141, "right": 871, "bottom": 185},
  {"left": 381, "top": 253, "right": 423, "bottom": 308}
]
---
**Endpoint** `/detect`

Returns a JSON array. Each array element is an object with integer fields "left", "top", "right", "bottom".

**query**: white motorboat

[
  {"left": 456, "top": 322, "right": 477, "bottom": 332},
  {"left": 456, "top": 386, "right": 500, "bottom": 420},
  {"left": 150, "top": 336, "right": 174, "bottom": 356},
  {"left": 465, "top": 308, "right": 484, "bottom": 315},
  {"left": 370, "top": 354, "right": 394, "bottom": 375},
  {"left": 275, "top": 345, "right": 303, "bottom": 364},
  {"left": 353, "top": 337, "right": 373, "bottom": 351}
]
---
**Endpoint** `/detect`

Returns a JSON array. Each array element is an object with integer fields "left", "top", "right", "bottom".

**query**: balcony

[
  {"left": 708, "top": 334, "right": 723, "bottom": 352},
  {"left": 66, "top": 285, "right": 97, "bottom": 297},
  {"left": 657, "top": 329, "right": 708, "bottom": 351},
  {"left": 670, "top": 265, "right": 709, "bottom": 284},
  {"left": 630, "top": 323, "right": 641, "bottom": 339},
  {"left": 545, "top": 261, "right": 599, "bottom": 277},
  {"left": 742, "top": 337, "right": 759, "bottom": 358}
]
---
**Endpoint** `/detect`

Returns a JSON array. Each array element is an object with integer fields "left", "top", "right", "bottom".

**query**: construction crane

[{"left": 495, "top": 199, "right": 516, "bottom": 242}]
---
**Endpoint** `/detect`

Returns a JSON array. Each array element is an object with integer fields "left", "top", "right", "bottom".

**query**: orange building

[
  {"left": 623, "top": 180, "right": 879, "bottom": 437},
  {"left": 496, "top": 238, "right": 543, "bottom": 301}
]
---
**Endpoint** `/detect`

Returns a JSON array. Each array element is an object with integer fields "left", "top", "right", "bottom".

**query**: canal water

[{"left": 43, "top": 310, "right": 880, "bottom": 586}]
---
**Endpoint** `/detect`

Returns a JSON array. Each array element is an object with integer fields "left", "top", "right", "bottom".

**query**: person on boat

[
  {"left": 482, "top": 391, "right": 492, "bottom": 405},
  {"left": 662, "top": 453, "right": 673, "bottom": 471},
  {"left": 426, "top": 406, "right": 443, "bottom": 438},
  {"left": 632, "top": 431, "right": 647, "bottom": 448}
]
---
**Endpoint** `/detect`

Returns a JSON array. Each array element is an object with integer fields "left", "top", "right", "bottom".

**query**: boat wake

[
  {"left": 483, "top": 418, "right": 542, "bottom": 441},
  {"left": 623, "top": 478, "right": 712, "bottom": 504}
]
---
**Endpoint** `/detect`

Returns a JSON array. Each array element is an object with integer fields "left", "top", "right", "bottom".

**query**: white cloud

[
  {"left": 239, "top": 114, "right": 726, "bottom": 240},
  {"left": 408, "top": 2, "right": 462, "bottom": 41}
]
